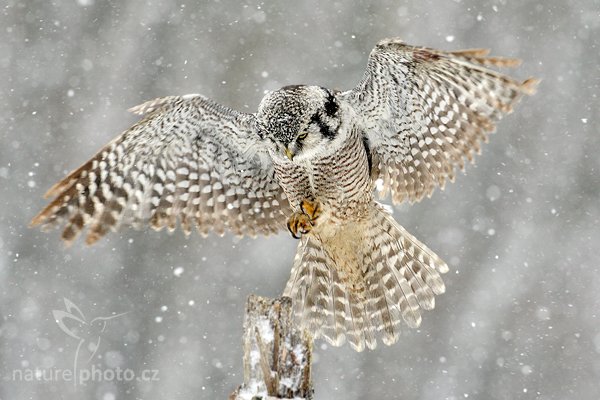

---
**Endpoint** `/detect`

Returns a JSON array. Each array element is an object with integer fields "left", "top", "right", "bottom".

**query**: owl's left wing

[
  {"left": 31, "top": 94, "right": 289, "bottom": 245},
  {"left": 340, "top": 38, "right": 538, "bottom": 203}
]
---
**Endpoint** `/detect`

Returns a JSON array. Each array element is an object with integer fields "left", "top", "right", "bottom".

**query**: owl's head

[{"left": 257, "top": 85, "right": 342, "bottom": 162}]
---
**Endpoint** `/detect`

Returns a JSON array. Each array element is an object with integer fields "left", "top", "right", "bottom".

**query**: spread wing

[
  {"left": 340, "top": 38, "right": 538, "bottom": 203},
  {"left": 31, "top": 95, "right": 289, "bottom": 245}
]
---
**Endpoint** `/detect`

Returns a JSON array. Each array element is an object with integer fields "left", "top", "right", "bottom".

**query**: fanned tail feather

[{"left": 283, "top": 204, "right": 448, "bottom": 351}]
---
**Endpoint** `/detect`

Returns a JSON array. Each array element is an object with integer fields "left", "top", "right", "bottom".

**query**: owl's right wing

[
  {"left": 31, "top": 95, "right": 289, "bottom": 245},
  {"left": 340, "top": 38, "right": 538, "bottom": 204}
]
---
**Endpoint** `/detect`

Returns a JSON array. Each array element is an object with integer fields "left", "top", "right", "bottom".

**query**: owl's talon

[
  {"left": 287, "top": 199, "right": 321, "bottom": 239},
  {"left": 300, "top": 199, "right": 322, "bottom": 220},
  {"left": 287, "top": 213, "right": 313, "bottom": 239},
  {"left": 287, "top": 224, "right": 301, "bottom": 239}
]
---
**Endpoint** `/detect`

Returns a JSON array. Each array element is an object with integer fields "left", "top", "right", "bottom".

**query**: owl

[{"left": 32, "top": 38, "right": 537, "bottom": 351}]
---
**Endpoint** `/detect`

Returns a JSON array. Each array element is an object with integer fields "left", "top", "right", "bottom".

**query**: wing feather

[
  {"left": 340, "top": 38, "right": 538, "bottom": 203},
  {"left": 31, "top": 94, "right": 289, "bottom": 244}
]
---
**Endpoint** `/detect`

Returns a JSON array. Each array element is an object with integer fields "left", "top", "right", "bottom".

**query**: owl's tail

[{"left": 283, "top": 204, "right": 449, "bottom": 351}]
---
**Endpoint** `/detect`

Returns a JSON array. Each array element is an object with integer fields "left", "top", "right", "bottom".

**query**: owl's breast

[
  {"left": 308, "top": 128, "right": 373, "bottom": 222},
  {"left": 271, "top": 125, "right": 373, "bottom": 224}
]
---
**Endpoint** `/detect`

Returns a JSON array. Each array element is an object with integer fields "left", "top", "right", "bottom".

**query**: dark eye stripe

[
  {"left": 311, "top": 113, "right": 336, "bottom": 139},
  {"left": 323, "top": 88, "right": 339, "bottom": 116}
]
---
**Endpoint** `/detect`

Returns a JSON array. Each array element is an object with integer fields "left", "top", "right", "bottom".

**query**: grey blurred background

[{"left": 1, "top": 0, "right": 599, "bottom": 399}]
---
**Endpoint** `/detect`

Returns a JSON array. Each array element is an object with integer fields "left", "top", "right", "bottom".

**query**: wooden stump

[{"left": 230, "top": 295, "right": 314, "bottom": 400}]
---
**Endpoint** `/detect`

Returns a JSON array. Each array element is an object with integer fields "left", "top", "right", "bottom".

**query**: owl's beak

[{"left": 284, "top": 147, "right": 294, "bottom": 161}]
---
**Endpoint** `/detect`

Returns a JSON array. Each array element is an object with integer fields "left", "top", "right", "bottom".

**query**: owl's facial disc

[
  {"left": 257, "top": 85, "right": 341, "bottom": 161},
  {"left": 283, "top": 131, "right": 310, "bottom": 160}
]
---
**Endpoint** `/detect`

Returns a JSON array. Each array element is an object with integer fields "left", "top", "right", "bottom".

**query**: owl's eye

[{"left": 297, "top": 132, "right": 308, "bottom": 140}]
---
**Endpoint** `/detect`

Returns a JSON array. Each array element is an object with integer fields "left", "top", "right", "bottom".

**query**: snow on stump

[{"left": 230, "top": 295, "right": 314, "bottom": 400}]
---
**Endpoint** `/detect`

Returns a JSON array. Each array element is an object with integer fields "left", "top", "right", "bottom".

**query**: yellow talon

[
  {"left": 287, "top": 199, "right": 322, "bottom": 239},
  {"left": 300, "top": 199, "right": 321, "bottom": 220}
]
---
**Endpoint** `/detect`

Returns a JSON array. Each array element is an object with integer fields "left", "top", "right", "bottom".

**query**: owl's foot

[
  {"left": 287, "top": 199, "right": 322, "bottom": 239},
  {"left": 287, "top": 213, "right": 312, "bottom": 239},
  {"left": 300, "top": 199, "right": 322, "bottom": 220}
]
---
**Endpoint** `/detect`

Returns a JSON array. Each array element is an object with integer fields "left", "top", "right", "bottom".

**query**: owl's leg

[{"left": 287, "top": 199, "right": 322, "bottom": 239}]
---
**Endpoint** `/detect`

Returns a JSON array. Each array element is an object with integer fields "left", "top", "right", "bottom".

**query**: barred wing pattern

[
  {"left": 341, "top": 38, "right": 538, "bottom": 203},
  {"left": 31, "top": 95, "right": 289, "bottom": 244}
]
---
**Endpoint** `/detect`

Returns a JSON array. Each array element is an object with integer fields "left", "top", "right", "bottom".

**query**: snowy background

[{"left": 1, "top": 0, "right": 599, "bottom": 399}]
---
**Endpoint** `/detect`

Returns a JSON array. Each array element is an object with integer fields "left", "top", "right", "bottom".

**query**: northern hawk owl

[{"left": 32, "top": 39, "right": 537, "bottom": 351}]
